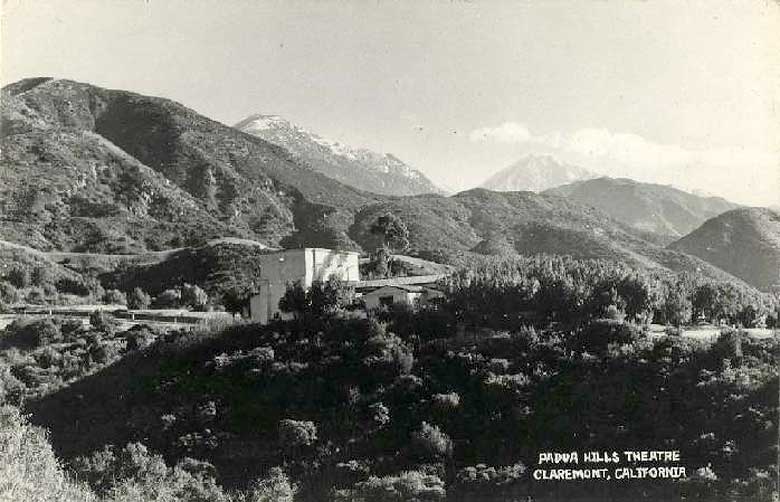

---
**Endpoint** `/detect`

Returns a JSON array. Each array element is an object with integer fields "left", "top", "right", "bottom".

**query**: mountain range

[
  {"left": 1, "top": 77, "right": 374, "bottom": 253},
  {"left": 480, "top": 154, "right": 597, "bottom": 192},
  {"left": 546, "top": 177, "right": 740, "bottom": 242},
  {"left": 235, "top": 114, "right": 442, "bottom": 196},
  {"left": 1, "top": 78, "right": 776, "bottom": 291}
]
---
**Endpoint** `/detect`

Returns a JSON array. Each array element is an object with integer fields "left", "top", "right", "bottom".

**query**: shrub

[
  {"left": 181, "top": 284, "right": 209, "bottom": 311},
  {"left": 334, "top": 470, "right": 446, "bottom": 502},
  {"left": 71, "top": 442, "right": 229, "bottom": 501},
  {"left": 411, "top": 422, "right": 453, "bottom": 460},
  {"left": 127, "top": 287, "right": 152, "bottom": 310},
  {"left": 0, "top": 281, "right": 19, "bottom": 304},
  {"left": 576, "top": 320, "right": 645, "bottom": 355},
  {"left": 89, "top": 311, "right": 119, "bottom": 333},
  {"left": 0, "top": 406, "right": 96, "bottom": 501},
  {"left": 432, "top": 392, "right": 461, "bottom": 411},
  {"left": 153, "top": 289, "right": 183, "bottom": 309},
  {"left": 243, "top": 466, "right": 297, "bottom": 502},
  {"left": 56, "top": 277, "right": 91, "bottom": 296},
  {"left": 279, "top": 278, "right": 355, "bottom": 325},
  {"left": 278, "top": 419, "right": 318, "bottom": 451},
  {"left": 6, "top": 267, "right": 30, "bottom": 288},
  {"left": 102, "top": 289, "right": 128, "bottom": 305},
  {"left": 26, "top": 287, "right": 47, "bottom": 304},
  {"left": 30, "top": 266, "right": 53, "bottom": 287},
  {"left": 125, "top": 326, "right": 157, "bottom": 351},
  {"left": 2, "top": 318, "right": 62, "bottom": 348}
]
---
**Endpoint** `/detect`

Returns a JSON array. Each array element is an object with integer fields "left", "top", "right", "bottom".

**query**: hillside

[
  {"left": 480, "top": 154, "right": 596, "bottom": 192},
  {"left": 0, "top": 78, "right": 749, "bottom": 288},
  {"left": 235, "top": 114, "right": 442, "bottom": 196},
  {"left": 1, "top": 78, "right": 375, "bottom": 253},
  {"left": 546, "top": 177, "right": 739, "bottom": 242},
  {"left": 349, "top": 189, "right": 744, "bottom": 282},
  {"left": 669, "top": 207, "right": 780, "bottom": 291}
]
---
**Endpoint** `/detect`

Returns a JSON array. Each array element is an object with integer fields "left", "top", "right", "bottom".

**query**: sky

[{"left": 2, "top": 0, "right": 779, "bottom": 206}]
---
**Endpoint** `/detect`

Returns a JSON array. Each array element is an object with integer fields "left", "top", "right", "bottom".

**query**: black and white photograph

[{"left": 1, "top": 1, "right": 779, "bottom": 501}]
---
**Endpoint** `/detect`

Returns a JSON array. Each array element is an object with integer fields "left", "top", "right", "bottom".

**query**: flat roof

[
  {"left": 261, "top": 247, "right": 360, "bottom": 256},
  {"left": 356, "top": 274, "right": 448, "bottom": 290}
]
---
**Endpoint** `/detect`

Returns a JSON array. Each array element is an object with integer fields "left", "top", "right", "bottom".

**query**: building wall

[
  {"left": 362, "top": 286, "right": 420, "bottom": 311},
  {"left": 250, "top": 248, "right": 359, "bottom": 324}
]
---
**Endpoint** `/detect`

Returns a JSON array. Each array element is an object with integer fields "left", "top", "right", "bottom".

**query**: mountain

[
  {"left": 235, "top": 114, "right": 442, "bottom": 196},
  {"left": 480, "top": 154, "right": 597, "bottom": 192},
  {"left": 0, "top": 78, "right": 750, "bottom": 286},
  {"left": 1, "top": 78, "right": 375, "bottom": 253},
  {"left": 349, "top": 189, "right": 745, "bottom": 283},
  {"left": 545, "top": 177, "right": 740, "bottom": 242},
  {"left": 669, "top": 207, "right": 780, "bottom": 292}
]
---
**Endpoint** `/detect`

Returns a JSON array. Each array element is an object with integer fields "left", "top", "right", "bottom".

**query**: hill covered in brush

[
  {"left": 669, "top": 207, "right": 780, "bottom": 292},
  {"left": 1, "top": 78, "right": 375, "bottom": 253},
  {"left": 0, "top": 78, "right": 752, "bottom": 288},
  {"left": 546, "top": 177, "right": 739, "bottom": 242}
]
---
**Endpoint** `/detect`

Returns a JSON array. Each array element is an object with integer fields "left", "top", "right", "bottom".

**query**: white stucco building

[
  {"left": 248, "top": 248, "right": 360, "bottom": 324},
  {"left": 360, "top": 284, "right": 444, "bottom": 311}
]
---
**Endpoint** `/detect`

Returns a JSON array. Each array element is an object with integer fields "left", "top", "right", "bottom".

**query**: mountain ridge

[
  {"left": 0, "top": 77, "right": 754, "bottom": 287},
  {"left": 235, "top": 113, "right": 443, "bottom": 196},
  {"left": 545, "top": 176, "right": 740, "bottom": 242},
  {"left": 669, "top": 207, "right": 780, "bottom": 291}
]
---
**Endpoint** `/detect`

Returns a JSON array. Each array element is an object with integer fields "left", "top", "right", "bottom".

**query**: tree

[
  {"left": 245, "top": 467, "right": 297, "bottom": 502},
  {"left": 6, "top": 267, "right": 30, "bottom": 289},
  {"left": 153, "top": 289, "right": 183, "bottom": 309},
  {"left": 0, "top": 281, "right": 19, "bottom": 304},
  {"left": 278, "top": 278, "right": 354, "bottom": 325},
  {"left": 181, "top": 284, "right": 209, "bottom": 311},
  {"left": 30, "top": 266, "right": 52, "bottom": 287},
  {"left": 660, "top": 286, "right": 691, "bottom": 327},
  {"left": 221, "top": 287, "right": 251, "bottom": 317},
  {"left": 102, "top": 289, "right": 127, "bottom": 305},
  {"left": 370, "top": 213, "right": 410, "bottom": 253},
  {"left": 127, "top": 287, "right": 152, "bottom": 310},
  {"left": 278, "top": 419, "right": 317, "bottom": 456},
  {"left": 411, "top": 422, "right": 453, "bottom": 460}
]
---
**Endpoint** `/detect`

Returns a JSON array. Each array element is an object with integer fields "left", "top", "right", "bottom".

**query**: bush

[
  {"left": 102, "top": 289, "right": 127, "bottom": 305},
  {"left": 25, "top": 287, "right": 47, "bottom": 304},
  {"left": 0, "top": 406, "right": 96, "bottom": 501},
  {"left": 243, "top": 467, "right": 297, "bottom": 502},
  {"left": 125, "top": 326, "right": 157, "bottom": 351},
  {"left": 56, "top": 277, "right": 91, "bottom": 296},
  {"left": 411, "top": 422, "right": 453, "bottom": 460},
  {"left": 72, "top": 442, "right": 228, "bottom": 501},
  {"left": 576, "top": 320, "right": 645, "bottom": 355},
  {"left": 334, "top": 470, "right": 446, "bottom": 502},
  {"left": 30, "top": 266, "right": 53, "bottom": 287},
  {"left": 89, "top": 311, "right": 119, "bottom": 333},
  {"left": 181, "top": 284, "right": 209, "bottom": 311},
  {"left": 153, "top": 289, "right": 183, "bottom": 309},
  {"left": 0, "top": 281, "right": 20, "bottom": 304},
  {"left": 2, "top": 318, "right": 62, "bottom": 348},
  {"left": 127, "top": 287, "right": 152, "bottom": 310},
  {"left": 432, "top": 392, "right": 461, "bottom": 412},
  {"left": 279, "top": 278, "right": 355, "bottom": 326},
  {"left": 6, "top": 267, "right": 31, "bottom": 288},
  {"left": 278, "top": 419, "right": 318, "bottom": 451}
]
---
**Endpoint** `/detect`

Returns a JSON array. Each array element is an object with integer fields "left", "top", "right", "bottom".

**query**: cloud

[{"left": 469, "top": 121, "right": 779, "bottom": 205}]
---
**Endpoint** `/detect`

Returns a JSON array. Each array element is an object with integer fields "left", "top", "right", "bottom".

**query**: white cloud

[{"left": 469, "top": 121, "right": 780, "bottom": 205}]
